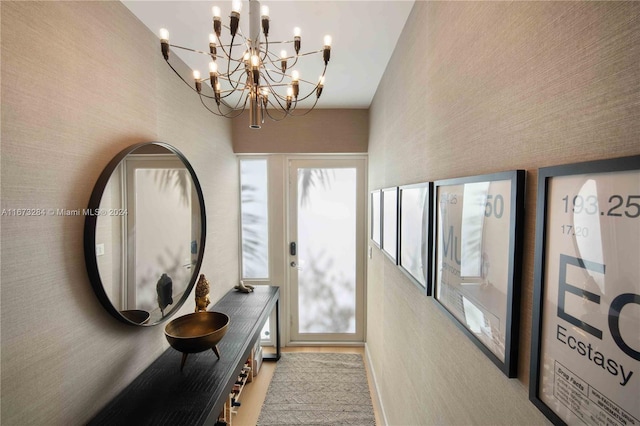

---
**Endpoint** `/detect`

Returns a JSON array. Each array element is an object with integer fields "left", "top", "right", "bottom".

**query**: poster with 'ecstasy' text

[{"left": 531, "top": 156, "right": 640, "bottom": 426}]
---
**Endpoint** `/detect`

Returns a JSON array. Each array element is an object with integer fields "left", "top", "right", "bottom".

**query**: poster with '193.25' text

[{"left": 531, "top": 156, "right": 640, "bottom": 426}]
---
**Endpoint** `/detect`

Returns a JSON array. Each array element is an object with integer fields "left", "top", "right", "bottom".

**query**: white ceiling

[{"left": 122, "top": 1, "right": 414, "bottom": 109}]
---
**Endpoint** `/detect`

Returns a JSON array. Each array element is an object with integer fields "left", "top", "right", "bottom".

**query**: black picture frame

[
  {"left": 370, "top": 190, "right": 381, "bottom": 248},
  {"left": 398, "top": 182, "right": 433, "bottom": 294},
  {"left": 529, "top": 155, "right": 640, "bottom": 425},
  {"left": 382, "top": 187, "right": 399, "bottom": 264},
  {"left": 432, "top": 170, "right": 525, "bottom": 377}
]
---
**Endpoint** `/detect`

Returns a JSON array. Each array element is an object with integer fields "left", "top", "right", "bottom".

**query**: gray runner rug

[{"left": 257, "top": 352, "right": 376, "bottom": 425}]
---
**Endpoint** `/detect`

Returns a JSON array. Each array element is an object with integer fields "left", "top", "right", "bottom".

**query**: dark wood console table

[{"left": 89, "top": 285, "right": 280, "bottom": 425}]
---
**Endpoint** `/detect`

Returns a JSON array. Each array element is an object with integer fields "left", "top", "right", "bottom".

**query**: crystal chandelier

[{"left": 159, "top": 0, "right": 332, "bottom": 129}]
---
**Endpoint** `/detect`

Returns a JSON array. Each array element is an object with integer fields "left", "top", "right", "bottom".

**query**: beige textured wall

[
  {"left": 1, "top": 2, "right": 238, "bottom": 424},
  {"left": 232, "top": 109, "right": 368, "bottom": 153},
  {"left": 367, "top": 2, "right": 640, "bottom": 425}
]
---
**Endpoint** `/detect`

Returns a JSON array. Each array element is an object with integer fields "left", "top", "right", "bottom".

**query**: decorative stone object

[{"left": 234, "top": 280, "right": 255, "bottom": 294}]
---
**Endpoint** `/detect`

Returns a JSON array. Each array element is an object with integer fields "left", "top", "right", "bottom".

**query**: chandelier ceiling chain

[{"left": 159, "top": 0, "right": 332, "bottom": 129}]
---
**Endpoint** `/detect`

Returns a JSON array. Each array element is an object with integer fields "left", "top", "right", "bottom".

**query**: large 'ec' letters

[{"left": 557, "top": 254, "right": 640, "bottom": 362}]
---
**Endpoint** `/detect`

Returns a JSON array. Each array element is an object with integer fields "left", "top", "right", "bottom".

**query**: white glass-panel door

[{"left": 288, "top": 158, "right": 366, "bottom": 342}]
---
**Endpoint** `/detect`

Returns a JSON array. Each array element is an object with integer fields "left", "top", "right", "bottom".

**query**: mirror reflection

[{"left": 88, "top": 143, "right": 205, "bottom": 326}]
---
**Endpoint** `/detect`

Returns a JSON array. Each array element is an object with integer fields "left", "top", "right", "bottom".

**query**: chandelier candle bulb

[
  {"left": 209, "top": 34, "right": 217, "bottom": 59},
  {"left": 286, "top": 86, "right": 293, "bottom": 110},
  {"left": 291, "top": 70, "right": 300, "bottom": 98},
  {"left": 209, "top": 61, "right": 218, "bottom": 87},
  {"left": 193, "top": 70, "right": 202, "bottom": 93},
  {"left": 293, "top": 27, "right": 301, "bottom": 54},
  {"left": 230, "top": 3, "right": 241, "bottom": 37},
  {"left": 280, "top": 50, "right": 288, "bottom": 72},
  {"left": 214, "top": 82, "right": 221, "bottom": 105},
  {"left": 251, "top": 54, "right": 260, "bottom": 85},
  {"left": 212, "top": 7, "right": 222, "bottom": 37},
  {"left": 323, "top": 35, "right": 332, "bottom": 64},
  {"left": 159, "top": 28, "right": 170, "bottom": 60},
  {"left": 316, "top": 76, "right": 324, "bottom": 98},
  {"left": 261, "top": 5, "right": 270, "bottom": 36}
]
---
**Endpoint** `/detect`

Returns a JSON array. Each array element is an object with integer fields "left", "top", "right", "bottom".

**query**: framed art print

[
  {"left": 433, "top": 170, "right": 525, "bottom": 377},
  {"left": 370, "top": 190, "right": 381, "bottom": 247},
  {"left": 382, "top": 187, "right": 399, "bottom": 263},
  {"left": 530, "top": 155, "right": 640, "bottom": 425},
  {"left": 399, "top": 182, "right": 433, "bottom": 293}
]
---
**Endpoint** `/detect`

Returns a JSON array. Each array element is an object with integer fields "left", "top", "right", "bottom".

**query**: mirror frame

[{"left": 84, "top": 141, "right": 207, "bottom": 326}]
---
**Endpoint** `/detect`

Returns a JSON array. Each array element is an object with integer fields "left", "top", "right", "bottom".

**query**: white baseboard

[{"left": 364, "top": 343, "right": 389, "bottom": 426}]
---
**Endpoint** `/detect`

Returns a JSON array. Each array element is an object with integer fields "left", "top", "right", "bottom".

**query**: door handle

[
  {"left": 290, "top": 242, "right": 297, "bottom": 256},
  {"left": 290, "top": 261, "right": 297, "bottom": 267}
]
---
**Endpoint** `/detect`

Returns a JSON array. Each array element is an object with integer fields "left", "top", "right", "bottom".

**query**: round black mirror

[{"left": 84, "top": 142, "right": 206, "bottom": 326}]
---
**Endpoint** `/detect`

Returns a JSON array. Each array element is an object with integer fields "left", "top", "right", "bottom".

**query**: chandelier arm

[
  {"left": 261, "top": 49, "right": 281, "bottom": 65},
  {"left": 198, "top": 94, "right": 228, "bottom": 117},
  {"left": 199, "top": 90, "right": 249, "bottom": 118},
  {"left": 260, "top": 66, "right": 286, "bottom": 85},
  {"left": 165, "top": 59, "right": 219, "bottom": 100},
  {"left": 221, "top": 94, "right": 251, "bottom": 118},
  {"left": 263, "top": 105, "right": 289, "bottom": 122},
  {"left": 296, "top": 49, "right": 324, "bottom": 58},
  {"left": 259, "top": 67, "right": 292, "bottom": 84},
  {"left": 260, "top": 80, "right": 290, "bottom": 110},
  {"left": 259, "top": 39, "right": 298, "bottom": 45},
  {"left": 260, "top": 51, "right": 288, "bottom": 84},
  {"left": 288, "top": 55, "right": 300, "bottom": 70},
  {"left": 287, "top": 97, "right": 320, "bottom": 117},
  {"left": 261, "top": 36, "right": 270, "bottom": 62},
  {"left": 218, "top": 78, "right": 249, "bottom": 100},
  {"left": 221, "top": 88, "right": 250, "bottom": 111},
  {"left": 226, "top": 34, "right": 237, "bottom": 84},
  {"left": 217, "top": 35, "right": 253, "bottom": 96},
  {"left": 294, "top": 90, "right": 318, "bottom": 102},
  {"left": 170, "top": 44, "right": 218, "bottom": 57},
  {"left": 215, "top": 33, "right": 249, "bottom": 68}
]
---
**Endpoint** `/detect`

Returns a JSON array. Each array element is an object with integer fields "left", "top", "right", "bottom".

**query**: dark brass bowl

[
  {"left": 120, "top": 309, "right": 150, "bottom": 325},
  {"left": 164, "top": 311, "right": 230, "bottom": 371}
]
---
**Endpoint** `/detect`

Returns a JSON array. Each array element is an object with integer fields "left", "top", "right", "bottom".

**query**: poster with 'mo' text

[
  {"left": 434, "top": 170, "right": 524, "bottom": 377},
  {"left": 531, "top": 155, "right": 640, "bottom": 426}
]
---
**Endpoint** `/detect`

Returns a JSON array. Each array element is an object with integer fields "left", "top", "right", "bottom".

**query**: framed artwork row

[
  {"left": 370, "top": 171, "right": 526, "bottom": 377},
  {"left": 368, "top": 154, "right": 638, "bottom": 392}
]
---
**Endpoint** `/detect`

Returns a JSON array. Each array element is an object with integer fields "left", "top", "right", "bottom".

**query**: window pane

[
  {"left": 297, "top": 168, "right": 357, "bottom": 333},
  {"left": 240, "top": 159, "right": 269, "bottom": 279}
]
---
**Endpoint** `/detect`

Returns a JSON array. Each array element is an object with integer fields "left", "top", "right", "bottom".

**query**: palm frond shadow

[
  {"left": 299, "top": 250, "right": 355, "bottom": 333},
  {"left": 241, "top": 184, "right": 268, "bottom": 277},
  {"left": 153, "top": 169, "right": 191, "bottom": 207},
  {"left": 298, "top": 168, "right": 335, "bottom": 207}
]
